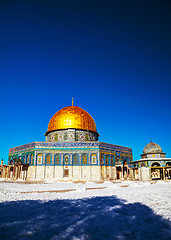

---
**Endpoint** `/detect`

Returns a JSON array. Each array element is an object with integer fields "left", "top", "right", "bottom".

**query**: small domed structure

[
  {"left": 140, "top": 140, "right": 166, "bottom": 159},
  {"left": 131, "top": 141, "right": 170, "bottom": 181},
  {"left": 143, "top": 141, "right": 163, "bottom": 154}
]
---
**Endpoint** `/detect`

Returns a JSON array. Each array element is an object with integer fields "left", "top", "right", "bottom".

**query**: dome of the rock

[{"left": 46, "top": 106, "right": 97, "bottom": 135}]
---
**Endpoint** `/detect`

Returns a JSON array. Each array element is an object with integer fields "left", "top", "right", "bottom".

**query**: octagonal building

[{"left": 5, "top": 104, "right": 133, "bottom": 181}]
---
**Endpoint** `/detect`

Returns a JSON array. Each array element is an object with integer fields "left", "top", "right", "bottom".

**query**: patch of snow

[{"left": 0, "top": 180, "right": 171, "bottom": 239}]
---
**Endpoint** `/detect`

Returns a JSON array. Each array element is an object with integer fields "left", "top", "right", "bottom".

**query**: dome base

[{"left": 45, "top": 129, "right": 99, "bottom": 143}]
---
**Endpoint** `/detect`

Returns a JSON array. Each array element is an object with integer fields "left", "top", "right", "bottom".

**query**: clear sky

[{"left": 0, "top": 0, "right": 171, "bottom": 164}]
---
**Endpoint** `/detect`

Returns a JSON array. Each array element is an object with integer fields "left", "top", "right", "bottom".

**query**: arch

[
  {"left": 30, "top": 154, "right": 34, "bottom": 165},
  {"left": 132, "top": 163, "right": 137, "bottom": 168},
  {"left": 64, "top": 154, "right": 70, "bottom": 165},
  {"left": 166, "top": 162, "right": 171, "bottom": 166},
  {"left": 82, "top": 154, "right": 88, "bottom": 165},
  {"left": 22, "top": 155, "right": 26, "bottom": 164},
  {"left": 26, "top": 155, "right": 30, "bottom": 164},
  {"left": 72, "top": 154, "right": 79, "bottom": 165},
  {"left": 21, "top": 156, "right": 24, "bottom": 164},
  {"left": 123, "top": 159, "right": 128, "bottom": 166},
  {"left": 54, "top": 154, "right": 60, "bottom": 165},
  {"left": 55, "top": 133, "right": 58, "bottom": 141},
  {"left": 100, "top": 154, "right": 104, "bottom": 165},
  {"left": 129, "top": 157, "right": 132, "bottom": 163},
  {"left": 10, "top": 159, "right": 13, "bottom": 165},
  {"left": 37, "top": 154, "right": 43, "bottom": 165},
  {"left": 85, "top": 133, "right": 89, "bottom": 141},
  {"left": 116, "top": 156, "right": 120, "bottom": 163},
  {"left": 111, "top": 155, "right": 115, "bottom": 166},
  {"left": 64, "top": 132, "right": 67, "bottom": 140},
  {"left": 123, "top": 159, "right": 128, "bottom": 179},
  {"left": 106, "top": 155, "right": 109, "bottom": 166},
  {"left": 91, "top": 154, "right": 97, "bottom": 164},
  {"left": 46, "top": 154, "right": 51, "bottom": 165},
  {"left": 151, "top": 162, "right": 161, "bottom": 167},
  {"left": 141, "top": 163, "right": 145, "bottom": 167}
]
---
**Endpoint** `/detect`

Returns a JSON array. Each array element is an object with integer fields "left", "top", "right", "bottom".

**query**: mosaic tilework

[
  {"left": 8, "top": 140, "right": 133, "bottom": 168},
  {"left": 46, "top": 129, "right": 98, "bottom": 143},
  {"left": 9, "top": 142, "right": 35, "bottom": 153}
]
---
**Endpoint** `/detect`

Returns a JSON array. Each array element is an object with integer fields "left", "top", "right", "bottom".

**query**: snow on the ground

[{"left": 0, "top": 180, "right": 171, "bottom": 239}]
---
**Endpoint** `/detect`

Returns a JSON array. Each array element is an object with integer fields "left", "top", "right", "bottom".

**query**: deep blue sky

[{"left": 0, "top": 0, "right": 171, "bottom": 164}]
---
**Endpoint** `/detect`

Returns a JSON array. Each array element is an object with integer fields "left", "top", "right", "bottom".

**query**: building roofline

[{"left": 131, "top": 158, "right": 171, "bottom": 163}]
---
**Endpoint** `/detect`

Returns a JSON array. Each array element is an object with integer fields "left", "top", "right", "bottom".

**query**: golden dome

[{"left": 46, "top": 106, "right": 98, "bottom": 134}]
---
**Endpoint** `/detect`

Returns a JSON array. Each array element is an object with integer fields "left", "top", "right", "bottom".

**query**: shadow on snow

[{"left": 0, "top": 196, "right": 171, "bottom": 240}]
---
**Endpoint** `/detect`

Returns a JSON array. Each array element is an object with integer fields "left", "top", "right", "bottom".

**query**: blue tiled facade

[{"left": 8, "top": 141, "right": 132, "bottom": 167}]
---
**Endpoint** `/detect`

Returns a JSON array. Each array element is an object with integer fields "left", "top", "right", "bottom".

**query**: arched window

[
  {"left": 46, "top": 154, "right": 51, "bottom": 165},
  {"left": 123, "top": 159, "right": 127, "bottom": 166},
  {"left": 116, "top": 156, "right": 120, "bottom": 162},
  {"left": 91, "top": 154, "right": 97, "bottom": 164},
  {"left": 151, "top": 162, "right": 160, "bottom": 167},
  {"left": 111, "top": 155, "right": 115, "bottom": 166},
  {"left": 64, "top": 154, "right": 70, "bottom": 165},
  {"left": 31, "top": 154, "right": 34, "bottom": 165},
  {"left": 166, "top": 162, "right": 171, "bottom": 166},
  {"left": 64, "top": 132, "right": 67, "bottom": 140},
  {"left": 23, "top": 156, "right": 26, "bottom": 164},
  {"left": 100, "top": 154, "right": 104, "bottom": 165},
  {"left": 72, "top": 154, "right": 78, "bottom": 165},
  {"left": 26, "top": 155, "right": 30, "bottom": 164},
  {"left": 55, "top": 154, "right": 60, "bottom": 165},
  {"left": 85, "top": 134, "right": 89, "bottom": 141},
  {"left": 37, "top": 154, "right": 43, "bottom": 165},
  {"left": 76, "top": 133, "right": 79, "bottom": 141},
  {"left": 55, "top": 133, "right": 58, "bottom": 141},
  {"left": 106, "top": 155, "right": 109, "bottom": 166},
  {"left": 82, "top": 154, "right": 88, "bottom": 165}
]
